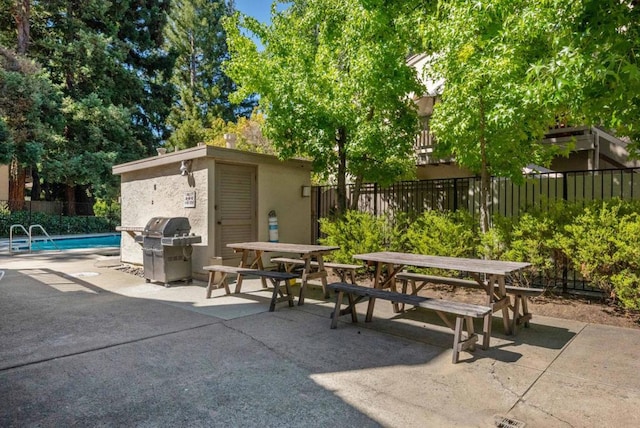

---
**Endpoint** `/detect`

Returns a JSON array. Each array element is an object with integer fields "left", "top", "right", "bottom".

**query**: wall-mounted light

[
  {"left": 301, "top": 185, "right": 311, "bottom": 197},
  {"left": 180, "top": 160, "right": 192, "bottom": 176}
]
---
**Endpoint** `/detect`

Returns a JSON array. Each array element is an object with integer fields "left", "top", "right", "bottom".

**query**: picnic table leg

[
  {"left": 498, "top": 276, "right": 512, "bottom": 335},
  {"left": 298, "top": 257, "right": 312, "bottom": 306},
  {"left": 206, "top": 271, "right": 230, "bottom": 298},
  {"left": 482, "top": 312, "right": 492, "bottom": 349},
  {"left": 511, "top": 293, "right": 521, "bottom": 335},
  {"left": 234, "top": 249, "right": 249, "bottom": 293},
  {"left": 268, "top": 278, "right": 293, "bottom": 312},
  {"left": 254, "top": 250, "right": 268, "bottom": 289},
  {"left": 452, "top": 316, "right": 463, "bottom": 364},
  {"left": 316, "top": 254, "right": 330, "bottom": 298},
  {"left": 206, "top": 271, "right": 215, "bottom": 298},
  {"left": 330, "top": 290, "right": 344, "bottom": 329},
  {"left": 387, "top": 263, "right": 402, "bottom": 313},
  {"left": 366, "top": 262, "right": 383, "bottom": 322}
]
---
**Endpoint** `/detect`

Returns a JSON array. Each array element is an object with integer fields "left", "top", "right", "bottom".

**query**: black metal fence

[{"left": 312, "top": 167, "right": 640, "bottom": 294}]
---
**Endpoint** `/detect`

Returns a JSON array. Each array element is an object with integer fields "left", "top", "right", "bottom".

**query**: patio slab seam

[
  {"left": 505, "top": 322, "right": 587, "bottom": 415},
  {"left": 0, "top": 320, "right": 221, "bottom": 373}
]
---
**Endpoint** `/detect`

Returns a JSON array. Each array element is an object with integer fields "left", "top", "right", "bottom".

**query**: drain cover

[{"left": 494, "top": 415, "right": 526, "bottom": 428}]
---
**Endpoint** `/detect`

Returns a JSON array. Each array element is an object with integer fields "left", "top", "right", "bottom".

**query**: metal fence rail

[{"left": 312, "top": 167, "right": 640, "bottom": 294}]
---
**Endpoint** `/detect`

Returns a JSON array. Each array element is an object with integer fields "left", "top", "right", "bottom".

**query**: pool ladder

[{"left": 9, "top": 224, "right": 59, "bottom": 255}]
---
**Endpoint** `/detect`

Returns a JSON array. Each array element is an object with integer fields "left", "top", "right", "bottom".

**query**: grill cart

[{"left": 135, "top": 217, "right": 202, "bottom": 287}]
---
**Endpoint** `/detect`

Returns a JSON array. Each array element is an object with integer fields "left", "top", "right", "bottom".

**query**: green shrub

[
  {"left": 318, "top": 211, "right": 388, "bottom": 264},
  {"left": 504, "top": 203, "right": 570, "bottom": 287},
  {"left": 405, "top": 210, "right": 478, "bottom": 258},
  {"left": 559, "top": 199, "right": 640, "bottom": 309},
  {"left": 0, "top": 210, "right": 115, "bottom": 237},
  {"left": 317, "top": 199, "right": 640, "bottom": 310}
]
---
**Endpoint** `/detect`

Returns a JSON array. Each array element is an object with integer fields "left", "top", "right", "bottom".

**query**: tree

[
  {"left": 418, "top": 1, "right": 573, "bottom": 233},
  {"left": 205, "top": 109, "right": 277, "bottom": 155},
  {"left": 224, "top": 0, "right": 423, "bottom": 214},
  {"left": 165, "top": 0, "right": 256, "bottom": 149},
  {"left": 0, "top": 0, "right": 174, "bottom": 211},
  {"left": 418, "top": 1, "right": 640, "bottom": 234},
  {"left": 529, "top": 1, "right": 640, "bottom": 148},
  {"left": 0, "top": 48, "right": 61, "bottom": 210}
]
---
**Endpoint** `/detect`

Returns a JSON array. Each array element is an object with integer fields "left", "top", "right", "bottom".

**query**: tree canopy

[
  {"left": 414, "top": 0, "right": 640, "bottom": 232},
  {"left": 0, "top": 0, "right": 173, "bottom": 209},
  {"left": 224, "top": 0, "right": 423, "bottom": 213},
  {"left": 164, "top": 0, "right": 257, "bottom": 149}
]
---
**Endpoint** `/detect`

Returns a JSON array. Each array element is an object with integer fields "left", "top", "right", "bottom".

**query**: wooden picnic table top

[
  {"left": 353, "top": 252, "right": 531, "bottom": 276},
  {"left": 227, "top": 241, "right": 339, "bottom": 255}
]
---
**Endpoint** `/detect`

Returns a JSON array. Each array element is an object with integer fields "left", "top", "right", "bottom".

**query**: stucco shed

[{"left": 112, "top": 145, "right": 313, "bottom": 281}]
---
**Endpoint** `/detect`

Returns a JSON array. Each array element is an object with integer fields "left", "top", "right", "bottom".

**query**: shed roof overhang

[{"left": 112, "top": 145, "right": 312, "bottom": 176}]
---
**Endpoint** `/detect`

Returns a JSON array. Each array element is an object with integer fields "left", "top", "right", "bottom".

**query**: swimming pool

[{"left": 29, "top": 234, "right": 121, "bottom": 251}]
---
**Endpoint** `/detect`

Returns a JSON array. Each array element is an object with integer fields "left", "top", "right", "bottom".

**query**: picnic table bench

[
  {"left": 396, "top": 272, "right": 543, "bottom": 334},
  {"left": 203, "top": 264, "right": 299, "bottom": 312},
  {"left": 227, "top": 242, "right": 339, "bottom": 304},
  {"left": 271, "top": 257, "right": 361, "bottom": 284},
  {"left": 353, "top": 252, "right": 531, "bottom": 335},
  {"left": 327, "top": 282, "right": 492, "bottom": 364}
]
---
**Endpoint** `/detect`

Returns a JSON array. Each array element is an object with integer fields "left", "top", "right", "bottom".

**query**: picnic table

[
  {"left": 227, "top": 242, "right": 339, "bottom": 305},
  {"left": 352, "top": 252, "right": 531, "bottom": 335}
]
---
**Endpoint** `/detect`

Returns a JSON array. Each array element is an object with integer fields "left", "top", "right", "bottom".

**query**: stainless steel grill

[{"left": 135, "top": 217, "right": 202, "bottom": 286}]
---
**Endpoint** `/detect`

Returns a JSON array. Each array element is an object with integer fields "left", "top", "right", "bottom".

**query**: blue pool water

[{"left": 29, "top": 234, "right": 121, "bottom": 251}]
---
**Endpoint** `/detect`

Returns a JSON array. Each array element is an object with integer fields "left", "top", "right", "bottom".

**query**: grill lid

[{"left": 143, "top": 217, "right": 191, "bottom": 238}]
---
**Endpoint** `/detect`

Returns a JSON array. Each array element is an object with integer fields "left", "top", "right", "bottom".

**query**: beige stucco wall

[
  {"left": 114, "top": 145, "right": 312, "bottom": 281},
  {"left": 118, "top": 157, "right": 210, "bottom": 276},
  {"left": 0, "top": 164, "right": 8, "bottom": 201},
  {"left": 256, "top": 161, "right": 311, "bottom": 244}
]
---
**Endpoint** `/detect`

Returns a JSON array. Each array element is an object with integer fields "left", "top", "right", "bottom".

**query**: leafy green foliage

[
  {"left": 318, "top": 211, "right": 388, "bottom": 264},
  {"left": 405, "top": 210, "right": 477, "bottom": 257},
  {"left": 224, "top": 0, "right": 422, "bottom": 212},
  {"left": 559, "top": 200, "right": 640, "bottom": 309},
  {"left": 529, "top": 1, "right": 640, "bottom": 149},
  {"left": 485, "top": 202, "right": 576, "bottom": 287},
  {"left": 164, "top": 0, "right": 257, "bottom": 149},
  {"left": 0, "top": 0, "right": 174, "bottom": 204},
  {"left": 319, "top": 200, "right": 640, "bottom": 310},
  {"left": 0, "top": 210, "right": 116, "bottom": 237},
  {"left": 403, "top": 210, "right": 478, "bottom": 276},
  {"left": 93, "top": 199, "right": 121, "bottom": 226},
  {"left": 0, "top": 48, "right": 61, "bottom": 168}
]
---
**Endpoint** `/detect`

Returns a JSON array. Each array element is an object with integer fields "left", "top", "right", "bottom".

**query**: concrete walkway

[{"left": 1, "top": 252, "right": 639, "bottom": 427}]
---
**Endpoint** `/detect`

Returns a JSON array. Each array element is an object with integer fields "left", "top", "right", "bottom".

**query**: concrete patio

[{"left": 1, "top": 252, "right": 639, "bottom": 427}]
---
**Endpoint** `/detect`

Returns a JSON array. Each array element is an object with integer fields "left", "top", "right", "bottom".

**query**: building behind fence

[{"left": 312, "top": 168, "right": 640, "bottom": 294}]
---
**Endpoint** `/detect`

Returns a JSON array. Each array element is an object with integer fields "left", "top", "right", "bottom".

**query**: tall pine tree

[
  {"left": 164, "top": 0, "right": 255, "bottom": 149},
  {"left": 0, "top": 0, "right": 174, "bottom": 211}
]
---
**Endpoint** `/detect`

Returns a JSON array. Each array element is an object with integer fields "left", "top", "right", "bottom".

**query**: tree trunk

[
  {"left": 30, "top": 167, "right": 41, "bottom": 200},
  {"left": 8, "top": 1, "right": 30, "bottom": 211},
  {"left": 65, "top": 183, "right": 76, "bottom": 215},
  {"left": 336, "top": 127, "right": 347, "bottom": 215},
  {"left": 15, "top": 0, "right": 30, "bottom": 54},
  {"left": 349, "top": 175, "right": 363, "bottom": 211},
  {"left": 189, "top": 31, "right": 196, "bottom": 88},
  {"left": 478, "top": 94, "right": 491, "bottom": 236},
  {"left": 8, "top": 158, "right": 26, "bottom": 211}
]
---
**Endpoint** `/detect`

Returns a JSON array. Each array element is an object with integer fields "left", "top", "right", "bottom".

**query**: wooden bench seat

[
  {"left": 327, "top": 282, "right": 492, "bottom": 364},
  {"left": 396, "top": 272, "right": 544, "bottom": 334},
  {"left": 271, "top": 257, "right": 361, "bottom": 284},
  {"left": 203, "top": 265, "right": 299, "bottom": 312}
]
